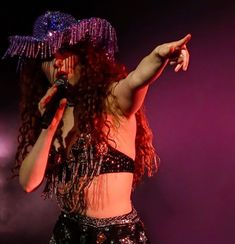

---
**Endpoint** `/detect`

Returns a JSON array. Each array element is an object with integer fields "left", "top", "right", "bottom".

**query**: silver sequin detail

[
  {"left": 49, "top": 235, "right": 56, "bottom": 244},
  {"left": 63, "top": 208, "right": 139, "bottom": 228},
  {"left": 139, "top": 231, "right": 148, "bottom": 243},
  {"left": 119, "top": 236, "right": 135, "bottom": 244}
]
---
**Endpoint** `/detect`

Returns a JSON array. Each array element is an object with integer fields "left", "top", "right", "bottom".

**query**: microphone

[{"left": 41, "top": 75, "right": 69, "bottom": 129}]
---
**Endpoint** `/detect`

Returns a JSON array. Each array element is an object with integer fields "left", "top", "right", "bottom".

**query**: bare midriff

[{"left": 85, "top": 172, "right": 134, "bottom": 218}]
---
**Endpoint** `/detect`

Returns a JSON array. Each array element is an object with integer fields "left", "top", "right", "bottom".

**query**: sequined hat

[{"left": 3, "top": 11, "right": 118, "bottom": 61}]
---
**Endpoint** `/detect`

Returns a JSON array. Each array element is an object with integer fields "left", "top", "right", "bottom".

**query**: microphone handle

[{"left": 41, "top": 77, "right": 68, "bottom": 129}]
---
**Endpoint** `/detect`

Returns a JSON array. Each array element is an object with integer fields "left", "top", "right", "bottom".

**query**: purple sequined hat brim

[{"left": 3, "top": 17, "right": 118, "bottom": 61}]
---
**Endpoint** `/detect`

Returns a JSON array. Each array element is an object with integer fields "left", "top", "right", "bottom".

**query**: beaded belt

[{"left": 60, "top": 208, "right": 140, "bottom": 228}]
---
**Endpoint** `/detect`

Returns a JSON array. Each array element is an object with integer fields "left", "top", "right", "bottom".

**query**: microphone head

[{"left": 54, "top": 74, "right": 69, "bottom": 89}]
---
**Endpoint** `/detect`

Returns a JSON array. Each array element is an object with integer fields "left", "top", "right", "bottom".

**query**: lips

[{"left": 56, "top": 71, "right": 68, "bottom": 78}]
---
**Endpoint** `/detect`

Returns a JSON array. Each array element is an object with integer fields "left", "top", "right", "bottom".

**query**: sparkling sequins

[
  {"left": 62, "top": 208, "right": 139, "bottom": 228},
  {"left": 130, "top": 224, "right": 136, "bottom": 232},
  {"left": 120, "top": 236, "right": 135, "bottom": 244},
  {"left": 96, "top": 232, "right": 107, "bottom": 243},
  {"left": 33, "top": 11, "right": 77, "bottom": 39},
  {"left": 139, "top": 231, "right": 148, "bottom": 243},
  {"left": 49, "top": 235, "right": 56, "bottom": 244},
  {"left": 105, "top": 227, "right": 110, "bottom": 232},
  {"left": 82, "top": 225, "right": 88, "bottom": 232},
  {"left": 97, "top": 145, "right": 135, "bottom": 174},
  {"left": 49, "top": 208, "right": 150, "bottom": 243},
  {"left": 3, "top": 11, "right": 118, "bottom": 63}
]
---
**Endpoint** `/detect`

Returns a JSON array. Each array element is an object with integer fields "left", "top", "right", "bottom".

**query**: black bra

[
  {"left": 68, "top": 144, "right": 135, "bottom": 176},
  {"left": 99, "top": 145, "right": 135, "bottom": 174},
  {"left": 48, "top": 143, "right": 135, "bottom": 181}
]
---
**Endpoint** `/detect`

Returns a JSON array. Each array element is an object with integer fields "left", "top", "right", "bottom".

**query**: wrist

[{"left": 152, "top": 47, "right": 168, "bottom": 64}]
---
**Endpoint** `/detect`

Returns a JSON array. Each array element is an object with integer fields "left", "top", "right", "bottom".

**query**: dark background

[{"left": 0, "top": 1, "right": 235, "bottom": 243}]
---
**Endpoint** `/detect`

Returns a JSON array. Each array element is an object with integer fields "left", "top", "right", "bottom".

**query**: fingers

[
  {"left": 154, "top": 33, "right": 191, "bottom": 73},
  {"left": 170, "top": 47, "right": 190, "bottom": 72},
  {"left": 174, "top": 63, "right": 183, "bottom": 72},
  {"left": 38, "top": 85, "right": 58, "bottom": 115},
  {"left": 182, "top": 48, "right": 190, "bottom": 71},
  {"left": 50, "top": 98, "right": 67, "bottom": 128},
  {"left": 174, "top": 33, "right": 192, "bottom": 48}
]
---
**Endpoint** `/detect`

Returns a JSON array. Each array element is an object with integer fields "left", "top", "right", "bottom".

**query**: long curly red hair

[{"left": 13, "top": 42, "right": 159, "bottom": 187}]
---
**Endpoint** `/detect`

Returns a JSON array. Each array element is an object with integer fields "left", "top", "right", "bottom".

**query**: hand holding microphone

[{"left": 39, "top": 75, "right": 69, "bottom": 129}]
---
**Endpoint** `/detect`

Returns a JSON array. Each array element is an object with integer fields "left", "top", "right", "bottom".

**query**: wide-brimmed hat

[{"left": 3, "top": 11, "right": 118, "bottom": 62}]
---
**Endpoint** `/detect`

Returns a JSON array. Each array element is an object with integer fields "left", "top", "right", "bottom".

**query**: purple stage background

[{"left": 0, "top": 1, "right": 235, "bottom": 243}]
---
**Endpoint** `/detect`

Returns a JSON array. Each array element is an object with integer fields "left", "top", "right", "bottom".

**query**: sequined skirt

[{"left": 49, "top": 208, "right": 150, "bottom": 243}]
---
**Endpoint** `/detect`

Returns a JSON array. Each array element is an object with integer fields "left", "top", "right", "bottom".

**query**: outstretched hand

[{"left": 156, "top": 34, "right": 191, "bottom": 72}]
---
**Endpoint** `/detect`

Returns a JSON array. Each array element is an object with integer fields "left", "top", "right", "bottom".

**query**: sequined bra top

[
  {"left": 72, "top": 144, "right": 135, "bottom": 176},
  {"left": 46, "top": 141, "right": 135, "bottom": 177},
  {"left": 43, "top": 138, "right": 135, "bottom": 213},
  {"left": 100, "top": 145, "right": 135, "bottom": 173}
]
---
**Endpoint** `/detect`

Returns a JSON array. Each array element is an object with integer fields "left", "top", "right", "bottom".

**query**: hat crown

[{"left": 33, "top": 11, "right": 77, "bottom": 39}]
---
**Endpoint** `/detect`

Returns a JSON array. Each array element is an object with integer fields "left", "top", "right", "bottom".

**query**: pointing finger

[
  {"left": 173, "top": 34, "right": 192, "bottom": 48},
  {"left": 175, "top": 62, "right": 183, "bottom": 72}
]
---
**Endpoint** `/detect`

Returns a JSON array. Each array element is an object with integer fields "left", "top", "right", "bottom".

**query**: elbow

[
  {"left": 20, "top": 182, "right": 40, "bottom": 193},
  {"left": 23, "top": 186, "right": 33, "bottom": 193},
  {"left": 19, "top": 167, "right": 43, "bottom": 193},
  {"left": 19, "top": 176, "right": 39, "bottom": 193},
  {"left": 19, "top": 179, "right": 33, "bottom": 193}
]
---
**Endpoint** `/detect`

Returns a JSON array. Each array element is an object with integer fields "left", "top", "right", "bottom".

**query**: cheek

[
  {"left": 68, "top": 65, "right": 81, "bottom": 85},
  {"left": 74, "top": 65, "right": 81, "bottom": 78},
  {"left": 42, "top": 63, "right": 56, "bottom": 83}
]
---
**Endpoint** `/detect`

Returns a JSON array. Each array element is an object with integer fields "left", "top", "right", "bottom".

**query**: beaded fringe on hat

[{"left": 3, "top": 18, "right": 118, "bottom": 61}]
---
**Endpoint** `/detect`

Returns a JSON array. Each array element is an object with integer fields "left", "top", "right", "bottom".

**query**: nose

[{"left": 53, "top": 59, "right": 63, "bottom": 69}]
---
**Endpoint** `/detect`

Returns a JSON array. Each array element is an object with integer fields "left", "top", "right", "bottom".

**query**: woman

[{"left": 4, "top": 10, "right": 191, "bottom": 243}]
